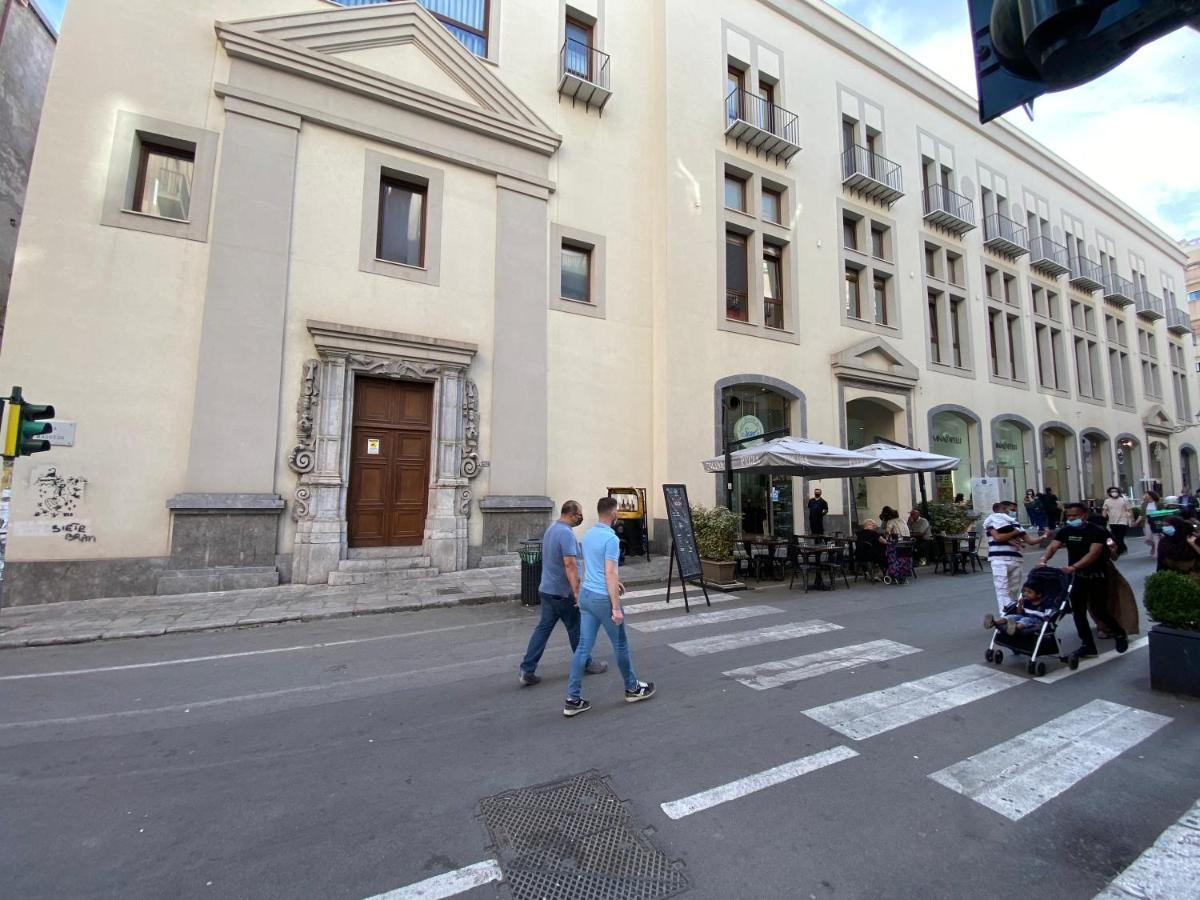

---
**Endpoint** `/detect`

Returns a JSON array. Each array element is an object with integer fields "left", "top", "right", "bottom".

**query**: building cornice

[{"left": 756, "top": 0, "right": 1186, "bottom": 264}]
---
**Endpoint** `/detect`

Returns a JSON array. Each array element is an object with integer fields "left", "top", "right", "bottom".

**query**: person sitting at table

[
  {"left": 880, "top": 506, "right": 910, "bottom": 539},
  {"left": 907, "top": 508, "right": 932, "bottom": 564},
  {"left": 855, "top": 519, "right": 888, "bottom": 581}
]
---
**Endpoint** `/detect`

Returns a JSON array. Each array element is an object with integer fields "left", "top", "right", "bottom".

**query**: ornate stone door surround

[{"left": 289, "top": 320, "right": 479, "bottom": 584}]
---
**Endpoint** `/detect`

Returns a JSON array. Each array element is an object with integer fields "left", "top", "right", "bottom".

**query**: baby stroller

[
  {"left": 883, "top": 538, "right": 915, "bottom": 585},
  {"left": 984, "top": 566, "right": 1074, "bottom": 677}
]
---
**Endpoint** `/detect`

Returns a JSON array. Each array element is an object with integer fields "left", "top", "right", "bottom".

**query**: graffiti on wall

[{"left": 33, "top": 468, "right": 88, "bottom": 518}]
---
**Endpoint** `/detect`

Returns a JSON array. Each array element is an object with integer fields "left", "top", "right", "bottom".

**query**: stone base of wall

[
  {"left": 2, "top": 556, "right": 170, "bottom": 606},
  {"left": 476, "top": 495, "right": 553, "bottom": 567}
]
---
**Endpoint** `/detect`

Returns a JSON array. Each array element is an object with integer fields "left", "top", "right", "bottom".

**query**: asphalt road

[{"left": 1, "top": 553, "right": 1196, "bottom": 900}]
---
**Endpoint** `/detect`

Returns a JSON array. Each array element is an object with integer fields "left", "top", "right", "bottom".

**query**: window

[
  {"left": 988, "top": 310, "right": 1002, "bottom": 376},
  {"left": 949, "top": 298, "right": 965, "bottom": 368},
  {"left": 843, "top": 216, "right": 860, "bottom": 251},
  {"left": 872, "top": 274, "right": 891, "bottom": 326},
  {"left": 377, "top": 176, "right": 427, "bottom": 267},
  {"left": 560, "top": 243, "right": 590, "bottom": 303},
  {"left": 924, "top": 243, "right": 941, "bottom": 279},
  {"left": 762, "top": 187, "right": 782, "bottom": 224},
  {"left": 763, "top": 244, "right": 784, "bottom": 329},
  {"left": 928, "top": 291, "right": 942, "bottom": 363},
  {"left": 417, "top": 0, "right": 489, "bottom": 57},
  {"left": 924, "top": 239, "right": 971, "bottom": 372},
  {"left": 870, "top": 224, "right": 889, "bottom": 261},
  {"left": 724, "top": 173, "right": 747, "bottom": 212},
  {"left": 564, "top": 15, "right": 592, "bottom": 79},
  {"left": 726, "top": 231, "right": 748, "bottom": 322},
  {"left": 984, "top": 261, "right": 1025, "bottom": 383},
  {"left": 726, "top": 66, "right": 745, "bottom": 123},
  {"left": 840, "top": 205, "right": 897, "bottom": 334},
  {"left": 845, "top": 266, "right": 862, "bottom": 319},
  {"left": 1007, "top": 314, "right": 1023, "bottom": 380},
  {"left": 133, "top": 142, "right": 194, "bottom": 221}
]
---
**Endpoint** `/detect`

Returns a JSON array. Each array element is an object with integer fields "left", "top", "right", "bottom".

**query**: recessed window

[
  {"left": 872, "top": 273, "right": 890, "bottom": 326},
  {"left": 924, "top": 243, "right": 940, "bottom": 279},
  {"left": 418, "top": 0, "right": 489, "bottom": 57},
  {"left": 564, "top": 15, "right": 593, "bottom": 79},
  {"left": 845, "top": 266, "right": 862, "bottom": 320},
  {"left": 561, "top": 243, "right": 591, "bottom": 303},
  {"left": 843, "top": 216, "right": 860, "bottom": 251},
  {"left": 946, "top": 251, "right": 963, "bottom": 286},
  {"left": 377, "top": 176, "right": 427, "bottom": 267},
  {"left": 133, "top": 142, "right": 194, "bottom": 221},
  {"left": 870, "top": 225, "right": 889, "bottom": 261},
  {"left": 724, "top": 173, "right": 747, "bottom": 212},
  {"left": 762, "top": 187, "right": 782, "bottom": 224},
  {"left": 928, "top": 290, "right": 942, "bottom": 363},
  {"left": 763, "top": 244, "right": 784, "bottom": 329},
  {"left": 725, "top": 231, "right": 748, "bottom": 322}
]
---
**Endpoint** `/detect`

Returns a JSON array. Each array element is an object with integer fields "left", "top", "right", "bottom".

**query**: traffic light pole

[{"left": 0, "top": 453, "right": 12, "bottom": 612}]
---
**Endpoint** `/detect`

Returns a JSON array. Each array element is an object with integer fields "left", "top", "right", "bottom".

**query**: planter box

[
  {"left": 1148, "top": 624, "right": 1200, "bottom": 698},
  {"left": 701, "top": 559, "right": 735, "bottom": 585}
]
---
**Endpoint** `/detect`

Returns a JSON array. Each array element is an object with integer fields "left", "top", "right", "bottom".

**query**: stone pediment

[
  {"left": 1143, "top": 404, "right": 1175, "bottom": 434},
  {"left": 216, "top": 1, "right": 559, "bottom": 156},
  {"left": 830, "top": 336, "right": 919, "bottom": 388}
]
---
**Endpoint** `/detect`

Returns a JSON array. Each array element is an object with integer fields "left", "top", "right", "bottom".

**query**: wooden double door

[{"left": 347, "top": 377, "right": 433, "bottom": 548}]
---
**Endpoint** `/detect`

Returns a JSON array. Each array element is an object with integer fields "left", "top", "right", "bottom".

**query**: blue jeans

[
  {"left": 567, "top": 590, "right": 638, "bottom": 699},
  {"left": 520, "top": 592, "right": 594, "bottom": 674}
]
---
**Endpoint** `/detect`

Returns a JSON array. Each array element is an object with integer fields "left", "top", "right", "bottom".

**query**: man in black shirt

[
  {"left": 1039, "top": 501, "right": 1128, "bottom": 659},
  {"left": 807, "top": 488, "right": 829, "bottom": 535}
]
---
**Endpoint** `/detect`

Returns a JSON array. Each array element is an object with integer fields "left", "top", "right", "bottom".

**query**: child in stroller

[{"left": 983, "top": 566, "right": 1073, "bottom": 676}]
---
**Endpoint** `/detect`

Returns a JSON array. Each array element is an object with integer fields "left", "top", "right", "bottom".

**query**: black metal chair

[{"left": 820, "top": 546, "right": 852, "bottom": 590}]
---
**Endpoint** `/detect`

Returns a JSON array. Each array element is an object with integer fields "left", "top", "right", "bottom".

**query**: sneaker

[
  {"left": 1005, "top": 620, "right": 1018, "bottom": 636},
  {"left": 563, "top": 697, "right": 590, "bottom": 717},
  {"left": 1115, "top": 633, "right": 1129, "bottom": 653},
  {"left": 519, "top": 671, "right": 541, "bottom": 687},
  {"left": 584, "top": 659, "right": 609, "bottom": 675},
  {"left": 983, "top": 614, "right": 996, "bottom": 630},
  {"left": 624, "top": 681, "right": 656, "bottom": 703},
  {"left": 1071, "top": 647, "right": 1099, "bottom": 660}
]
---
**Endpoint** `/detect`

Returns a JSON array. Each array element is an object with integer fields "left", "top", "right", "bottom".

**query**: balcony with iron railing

[
  {"left": 840, "top": 145, "right": 904, "bottom": 207},
  {"left": 1102, "top": 272, "right": 1135, "bottom": 306},
  {"left": 1068, "top": 254, "right": 1104, "bottom": 292},
  {"left": 558, "top": 39, "right": 611, "bottom": 111},
  {"left": 982, "top": 213, "right": 1029, "bottom": 258},
  {"left": 1135, "top": 290, "right": 1165, "bottom": 321},
  {"left": 921, "top": 183, "right": 975, "bottom": 236},
  {"left": 724, "top": 89, "right": 801, "bottom": 164},
  {"left": 1029, "top": 235, "right": 1070, "bottom": 277},
  {"left": 1167, "top": 306, "right": 1193, "bottom": 335}
]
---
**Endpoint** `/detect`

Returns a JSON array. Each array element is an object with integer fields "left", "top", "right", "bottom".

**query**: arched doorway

[
  {"left": 1080, "top": 430, "right": 1111, "bottom": 503},
  {"left": 993, "top": 418, "right": 1033, "bottom": 519},
  {"left": 930, "top": 408, "right": 978, "bottom": 503},
  {"left": 1181, "top": 445, "right": 1197, "bottom": 494},
  {"left": 1115, "top": 435, "right": 1143, "bottom": 495},
  {"left": 721, "top": 383, "right": 795, "bottom": 537},
  {"left": 1039, "top": 424, "right": 1076, "bottom": 501},
  {"left": 1148, "top": 439, "right": 1169, "bottom": 495},
  {"left": 846, "top": 396, "right": 904, "bottom": 520}
]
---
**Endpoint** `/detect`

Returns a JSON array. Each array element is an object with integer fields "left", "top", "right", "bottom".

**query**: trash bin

[{"left": 518, "top": 540, "right": 542, "bottom": 607}]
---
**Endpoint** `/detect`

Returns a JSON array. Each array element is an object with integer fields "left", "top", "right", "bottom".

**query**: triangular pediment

[
  {"left": 1143, "top": 404, "right": 1175, "bottom": 433},
  {"left": 831, "top": 336, "right": 919, "bottom": 387},
  {"left": 216, "top": 1, "right": 559, "bottom": 155}
]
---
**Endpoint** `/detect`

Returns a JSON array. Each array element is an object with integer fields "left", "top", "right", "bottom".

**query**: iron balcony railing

[
  {"left": 1029, "top": 235, "right": 1070, "bottom": 277},
  {"left": 1102, "top": 272, "right": 1136, "bottom": 305},
  {"left": 1135, "top": 290, "right": 1165, "bottom": 320},
  {"left": 1068, "top": 254, "right": 1105, "bottom": 292},
  {"left": 558, "top": 39, "right": 611, "bottom": 110},
  {"left": 724, "top": 89, "right": 801, "bottom": 163},
  {"left": 921, "top": 183, "right": 975, "bottom": 235},
  {"left": 840, "top": 145, "right": 904, "bottom": 205},
  {"left": 982, "top": 213, "right": 1029, "bottom": 257},
  {"left": 1167, "top": 306, "right": 1193, "bottom": 335}
]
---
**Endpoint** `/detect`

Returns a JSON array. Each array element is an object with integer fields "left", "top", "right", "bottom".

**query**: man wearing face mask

[
  {"left": 1039, "top": 501, "right": 1128, "bottom": 660},
  {"left": 1101, "top": 487, "right": 1133, "bottom": 556}
]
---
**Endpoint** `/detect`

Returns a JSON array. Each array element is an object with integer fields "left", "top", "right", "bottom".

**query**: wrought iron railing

[
  {"left": 840, "top": 144, "right": 902, "bottom": 195},
  {"left": 922, "top": 183, "right": 975, "bottom": 225},
  {"left": 1068, "top": 254, "right": 1104, "bottom": 286},
  {"left": 983, "top": 213, "right": 1028, "bottom": 249},
  {"left": 1135, "top": 290, "right": 1165, "bottom": 318},
  {"left": 1029, "top": 235, "right": 1070, "bottom": 269},
  {"left": 560, "top": 38, "right": 610, "bottom": 88},
  {"left": 1103, "top": 272, "right": 1135, "bottom": 300},
  {"left": 725, "top": 89, "right": 801, "bottom": 147}
]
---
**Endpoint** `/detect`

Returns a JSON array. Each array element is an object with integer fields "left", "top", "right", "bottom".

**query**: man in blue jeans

[
  {"left": 564, "top": 496, "right": 655, "bottom": 717},
  {"left": 519, "top": 500, "right": 607, "bottom": 686}
]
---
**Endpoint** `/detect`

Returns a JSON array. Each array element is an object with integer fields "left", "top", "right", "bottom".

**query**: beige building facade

[{"left": 1, "top": 0, "right": 1196, "bottom": 605}]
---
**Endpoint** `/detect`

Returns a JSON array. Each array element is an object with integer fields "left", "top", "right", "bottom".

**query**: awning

[
  {"left": 853, "top": 442, "right": 960, "bottom": 474},
  {"left": 701, "top": 436, "right": 882, "bottom": 479}
]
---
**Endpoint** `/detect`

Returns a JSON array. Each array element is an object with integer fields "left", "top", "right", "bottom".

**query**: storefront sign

[
  {"left": 662, "top": 484, "right": 701, "bottom": 580},
  {"left": 733, "top": 415, "right": 764, "bottom": 443}
]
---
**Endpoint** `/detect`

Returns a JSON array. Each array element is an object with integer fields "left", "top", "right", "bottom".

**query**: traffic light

[
  {"left": 970, "top": 0, "right": 1200, "bottom": 123},
  {"left": 3, "top": 386, "right": 55, "bottom": 457}
]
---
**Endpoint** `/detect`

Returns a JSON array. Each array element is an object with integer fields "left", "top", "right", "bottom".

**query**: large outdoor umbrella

[
  {"left": 701, "top": 435, "right": 882, "bottom": 479},
  {"left": 853, "top": 442, "right": 960, "bottom": 474}
]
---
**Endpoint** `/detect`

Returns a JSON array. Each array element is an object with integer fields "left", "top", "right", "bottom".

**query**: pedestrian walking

[
  {"left": 1039, "top": 501, "right": 1128, "bottom": 661},
  {"left": 1101, "top": 487, "right": 1132, "bottom": 557},
  {"left": 1039, "top": 487, "right": 1061, "bottom": 530},
  {"left": 518, "top": 500, "right": 607, "bottom": 686},
  {"left": 1024, "top": 489, "right": 1046, "bottom": 531},
  {"left": 983, "top": 501, "right": 1042, "bottom": 615},
  {"left": 1141, "top": 490, "right": 1161, "bottom": 557},
  {"left": 807, "top": 488, "right": 829, "bottom": 536},
  {"left": 563, "top": 496, "right": 654, "bottom": 717}
]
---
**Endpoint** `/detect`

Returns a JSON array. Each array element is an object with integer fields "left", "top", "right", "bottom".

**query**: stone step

[
  {"left": 327, "top": 567, "right": 440, "bottom": 587},
  {"left": 157, "top": 566, "right": 279, "bottom": 595},
  {"left": 336, "top": 556, "right": 432, "bottom": 573},
  {"left": 346, "top": 546, "right": 427, "bottom": 560},
  {"left": 479, "top": 553, "right": 520, "bottom": 568}
]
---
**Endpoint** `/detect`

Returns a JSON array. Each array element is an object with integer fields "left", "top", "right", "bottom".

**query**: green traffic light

[{"left": 17, "top": 401, "right": 54, "bottom": 457}]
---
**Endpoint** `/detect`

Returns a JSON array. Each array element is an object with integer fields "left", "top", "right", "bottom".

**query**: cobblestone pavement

[{"left": 0, "top": 556, "right": 674, "bottom": 649}]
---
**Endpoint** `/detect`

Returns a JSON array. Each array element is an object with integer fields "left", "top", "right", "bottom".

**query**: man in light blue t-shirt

[{"left": 564, "top": 496, "right": 655, "bottom": 717}]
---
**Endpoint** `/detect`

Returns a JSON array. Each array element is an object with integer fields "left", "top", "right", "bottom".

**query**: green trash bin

[
  {"left": 518, "top": 540, "right": 542, "bottom": 606},
  {"left": 1147, "top": 507, "right": 1173, "bottom": 534}
]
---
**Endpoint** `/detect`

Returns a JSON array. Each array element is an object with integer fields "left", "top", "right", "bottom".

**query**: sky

[
  {"left": 827, "top": 0, "right": 1200, "bottom": 241},
  {"left": 34, "top": 0, "right": 66, "bottom": 31}
]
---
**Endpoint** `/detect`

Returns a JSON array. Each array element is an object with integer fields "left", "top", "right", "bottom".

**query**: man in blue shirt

[
  {"left": 564, "top": 496, "right": 655, "bottom": 716},
  {"left": 519, "top": 500, "right": 607, "bottom": 686}
]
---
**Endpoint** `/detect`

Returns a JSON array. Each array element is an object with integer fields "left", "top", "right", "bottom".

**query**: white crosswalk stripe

[
  {"left": 668, "top": 619, "right": 843, "bottom": 657},
  {"left": 660, "top": 746, "right": 859, "bottom": 819},
  {"left": 622, "top": 585, "right": 728, "bottom": 601},
  {"left": 724, "top": 640, "right": 921, "bottom": 690},
  {"left": 1034, "top": 636, "right": 1149, "bottom": 683},
  {"left": 929, "top": 699, "right": 1172, "bottom": 821},
  {"left": 627, "top": 605, "right": 783, "bottom": 632},
  {"left": 803, "top": 664, "right": 1024, "bottom": 740},
  {"left": 622, "top": 593, "right": 733, "bottom": 616},
  {"left": 360, "top": 860, "right": 502, "bottom": 899},
  {"left": 1093, "top": 796, "right": 1200, "bottom": 899}
]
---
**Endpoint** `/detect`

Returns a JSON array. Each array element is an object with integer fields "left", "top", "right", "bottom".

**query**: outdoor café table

[
  {"left": 744, "top": 538, "right": 788, "bottom": 581},
  {"left": 795, "top": 544, "right": 839, "bottom": 590},
  {"left": 936, "top": 534, "right": 971, "bottom": 575}
]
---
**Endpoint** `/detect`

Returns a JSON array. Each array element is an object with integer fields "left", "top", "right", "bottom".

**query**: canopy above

[
  {"left": 701, "top": 436, "right": 881, "bottom": 479},
  {"left": 853, "top": 442, "right": 960, "bottom": 474}
]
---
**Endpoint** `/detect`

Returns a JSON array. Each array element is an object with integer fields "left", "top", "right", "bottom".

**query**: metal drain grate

[{"left": 479, "top": 771, "right": 688, "bottom": 900}]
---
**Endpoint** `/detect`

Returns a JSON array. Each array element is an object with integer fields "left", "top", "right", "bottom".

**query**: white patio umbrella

[
  {"left": 853, "top": 442, "right": 960, "bottom": 474},
  {"left": 701, "top": 435, "right": 883, "bottom": 479}
]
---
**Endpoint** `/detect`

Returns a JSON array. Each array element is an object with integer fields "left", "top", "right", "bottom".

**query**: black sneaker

[
  {"left": 584, "top": 660, "right": 609, "bottom": 675},
  {"left": 519, "top": 671, "right": 541, "bottom": 687},
  {"left": 1071, "top": 647, "right": 1099, "bottom": 660},
  {"left": 624, "top": 681, "right": 656, "bottom": 703},
  {"left": 563, "top": 697, "right": 590, "bottom": 717},
  {"left": 1115, "top": 633, "right": 1129, "bottom": 654}
]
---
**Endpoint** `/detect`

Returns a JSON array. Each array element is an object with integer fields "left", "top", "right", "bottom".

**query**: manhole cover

[{"left": 480, "top": 771, "right": 688, "bottom": 900}]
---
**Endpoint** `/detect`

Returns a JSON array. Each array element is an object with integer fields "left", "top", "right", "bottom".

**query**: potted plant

[
  {"left": 691, "top": 504, "right": 739, "bottom": 585},
  {"left": 1144, "top": 570, "right": 1200, "bottom": 698},
  {"left": 924, "top": 501, "right": 974, "bottom": 536}
]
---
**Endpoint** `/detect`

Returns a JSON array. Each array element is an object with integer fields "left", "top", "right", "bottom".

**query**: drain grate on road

[{"left": 479, "top": 771, "right": 688, "bottom": 900}]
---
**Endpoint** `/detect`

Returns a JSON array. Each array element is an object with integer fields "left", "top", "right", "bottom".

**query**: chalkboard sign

[{"left": 662, "top": 484, "right": 702, "bottom": 580}]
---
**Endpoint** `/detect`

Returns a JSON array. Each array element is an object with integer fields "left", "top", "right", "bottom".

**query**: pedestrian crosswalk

[
  {"left": 627, "top": 605, "right": 784, "bottom": 632},
  {"left": 668, "top": 618, "right": 842, "bottom": 656},
  {"left": 723, "top": 639, "right": 921, "bottom": 691}
]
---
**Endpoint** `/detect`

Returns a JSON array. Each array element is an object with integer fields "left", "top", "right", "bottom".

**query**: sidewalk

[{"left": 0, "top": 556, "right": 674, "bottom": 649}]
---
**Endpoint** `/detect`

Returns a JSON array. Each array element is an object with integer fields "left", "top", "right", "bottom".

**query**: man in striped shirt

[{"left": 984, "top": 501, "right": 1043, "bottom": 615}]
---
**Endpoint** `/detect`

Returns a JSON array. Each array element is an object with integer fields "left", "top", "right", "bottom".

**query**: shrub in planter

[
  {"left": 691, "top": 504, "right": 739, "bottom": 584},
  {"left": 925, "top": 501, "right": 974, "bottom": 536},
  {"left": 1143, "top": 570, "right": 1200, "bottom": 697}
]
